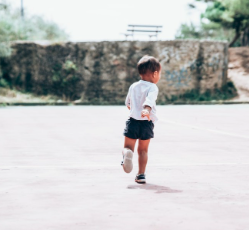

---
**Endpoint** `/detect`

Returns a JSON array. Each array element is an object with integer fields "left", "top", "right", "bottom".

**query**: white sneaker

[{"left": 121, "top": 148, "right": 133, "bottom": 173}]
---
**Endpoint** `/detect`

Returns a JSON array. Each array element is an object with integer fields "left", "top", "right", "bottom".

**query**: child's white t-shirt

[{"left": 125, "top": 80, "right": 159, "bottom": 122}]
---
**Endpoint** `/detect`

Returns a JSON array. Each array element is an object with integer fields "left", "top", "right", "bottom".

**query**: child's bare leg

[
  {"left": 124, "top": 136, "right": 137, "bottom": 151},
  {"left": 137, "top": 139, "right": 150, "bottom": 174},
  {"left": 122, "top": 137, "right": 137, "bottom": 173}
]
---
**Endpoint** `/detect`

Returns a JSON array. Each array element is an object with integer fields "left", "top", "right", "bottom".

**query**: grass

[
  {"left": 163, "top": 81, "right": 238, "bottom": 103},
  {"left": 0, "top": 81, "right": 238, "bottom": 105},
  {"left": 0, "top": 87, "right": 59, "bottom": 103}
]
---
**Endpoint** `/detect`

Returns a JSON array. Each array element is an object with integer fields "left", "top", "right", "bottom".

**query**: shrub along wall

[{"left": 0, "top": 40, "right": 232, "bottom": 103}]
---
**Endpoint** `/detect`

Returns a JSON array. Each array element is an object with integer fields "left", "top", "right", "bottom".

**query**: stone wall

[{"left": 0, "top": 40, "right": 228, "bottom": 103}]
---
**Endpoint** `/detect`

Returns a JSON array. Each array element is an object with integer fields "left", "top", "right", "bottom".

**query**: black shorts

[{"left": 123, "top": 117, "right": 154, "bottom": 140}]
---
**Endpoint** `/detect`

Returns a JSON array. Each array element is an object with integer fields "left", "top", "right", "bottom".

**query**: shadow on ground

[{"left": 127, "top": 183, "right": 182, "bottom": 194}]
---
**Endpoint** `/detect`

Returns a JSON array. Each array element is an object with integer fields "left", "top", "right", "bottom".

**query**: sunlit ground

[{"left": 0, "top": 105, "right": 248, "bottom": 230}]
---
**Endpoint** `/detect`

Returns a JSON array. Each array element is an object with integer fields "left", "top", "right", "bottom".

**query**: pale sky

[{"left": 7, "top": 0, "right": 206, "bottom": 41}]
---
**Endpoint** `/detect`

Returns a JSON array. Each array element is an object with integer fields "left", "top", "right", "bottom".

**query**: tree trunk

[
  {"left": 229, "top": 24, "right": 241, "bottom": 47},
  {"left": 229, "top": 32, "right": 241, "bottom": 47},
  {"left": 241, "top": 27, "right": 249, "bottom": 46}
]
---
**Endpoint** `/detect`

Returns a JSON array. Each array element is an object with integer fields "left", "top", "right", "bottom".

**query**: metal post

[
  {"left": 156, "top": 26, "right": 159, "bottom": 40},
  {"left": 21, "top": 0, "right": 24, "bottom": 19}
]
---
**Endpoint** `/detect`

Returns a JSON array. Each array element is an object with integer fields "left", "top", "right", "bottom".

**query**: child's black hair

[{"left": 137, "top": 56, "right": 161, "bottom": 75}]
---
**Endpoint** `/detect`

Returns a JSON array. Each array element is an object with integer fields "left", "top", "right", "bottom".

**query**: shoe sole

[
  {"left": 135, "top": 179, "right": 146, "bottom": 184},
  {"left": 122, "top": 149, "right": 133, "bottom": 173}
]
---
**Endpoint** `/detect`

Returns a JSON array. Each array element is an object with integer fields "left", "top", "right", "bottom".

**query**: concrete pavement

[{"left": 0, "top": 105, "right": 249, "bottom": 230}]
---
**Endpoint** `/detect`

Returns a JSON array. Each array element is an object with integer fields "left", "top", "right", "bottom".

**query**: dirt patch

[
  {"left": 0, "top": 87, "right": 59, "bottom": 103},
  {"left": 228, "top": 47, "right": 249, "bottom": 101}
]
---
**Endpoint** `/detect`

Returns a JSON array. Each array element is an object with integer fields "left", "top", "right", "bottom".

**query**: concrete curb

[
  {"left": 167, "top": 101, "right": 249, "bottom": 105},
  {"left": 0, "top": 101, "right": 249, "bottom": 106}
]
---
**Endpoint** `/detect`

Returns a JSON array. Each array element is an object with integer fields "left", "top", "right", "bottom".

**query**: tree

[
  {"left": 175, "top": 21, "right": 235, "bottom": 42},
  {"left": 175, "top": 23, "right": 202, "bottom": 39},
  {"left": 201, "top": 0, "right": 249, "bottom": 46},
  {"left": 176, "top": 0, "right": 249, "bottom": 47},
  {"left": 0, "top": 1, "right": 69, "bottom": 57}
]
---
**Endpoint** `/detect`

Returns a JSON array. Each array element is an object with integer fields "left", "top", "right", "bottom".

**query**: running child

[{"left": 121, "top": 55, "right": 161, "bottom": 183}]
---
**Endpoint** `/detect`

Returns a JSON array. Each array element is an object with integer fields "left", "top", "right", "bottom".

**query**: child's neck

[{"left": 141, "top": 77, "right": 154, "bottom": 84}]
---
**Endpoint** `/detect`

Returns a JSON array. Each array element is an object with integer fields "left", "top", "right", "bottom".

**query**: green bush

[
  {"left": 0, "top": 78, "right": 9, "bottom": 87},
  {"left": 0, "top": 1, "right": 69, "bottom": 57},
  {"left": 50, "top": 60, "right": 82, "bottom": 100},
  {"left": 166, "top": 81, "right": 237, "bottom": 102}
]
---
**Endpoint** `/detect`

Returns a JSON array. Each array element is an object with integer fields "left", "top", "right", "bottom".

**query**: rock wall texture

[{"left": 0, "top": 40, "right": 228, "bottom": 103}]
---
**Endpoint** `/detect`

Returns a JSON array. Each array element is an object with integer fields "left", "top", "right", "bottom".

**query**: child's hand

[
  {"left": 141, "top": 109, "right": 151, "bottom": 121},
  {"left": 127, "top": 106, "right": 130, "bottom": 110}
]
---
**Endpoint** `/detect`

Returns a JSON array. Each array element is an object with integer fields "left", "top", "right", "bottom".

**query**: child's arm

[
  {"left": 125, "top": 86, "right": 132, "bottom": 110},
  {"left": 141, "top": 106, "right": 151, "bottom": 121},
  {"left": 141, "top": 86, "right": 158, "bottom": 121}
]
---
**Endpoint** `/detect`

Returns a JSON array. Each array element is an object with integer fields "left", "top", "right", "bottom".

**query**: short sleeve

[
  {"left": 142, "top": 85, "right": 158, "bottom": 108},
  {"left": 125, "top": 85, "right": 132, "bottom": 106}
]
